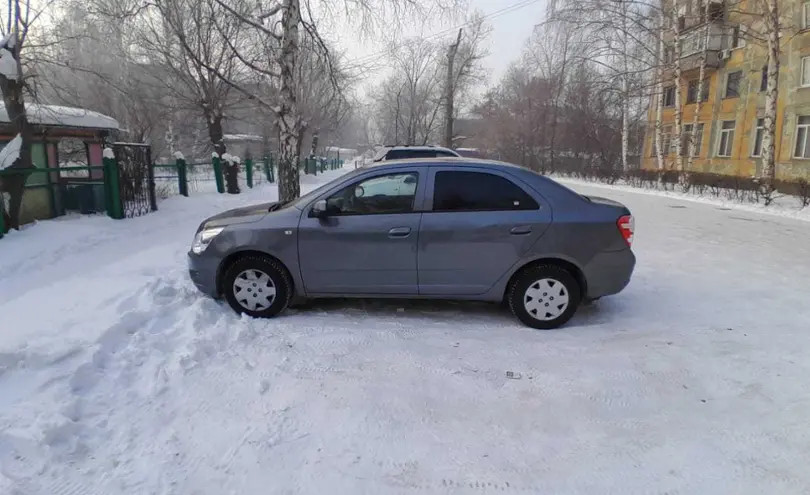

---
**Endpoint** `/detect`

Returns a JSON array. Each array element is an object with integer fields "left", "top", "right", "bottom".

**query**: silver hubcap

[
  {"left": 233, "top": 269, "right": 276, "bottom": 312},
  {"left": 524, "top": 278, "right": 570, "bottom": 321}
]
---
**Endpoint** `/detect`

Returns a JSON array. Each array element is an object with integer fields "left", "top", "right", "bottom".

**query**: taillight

[{"left": 617, "top": 214, "right": 634, "bottom": 247}]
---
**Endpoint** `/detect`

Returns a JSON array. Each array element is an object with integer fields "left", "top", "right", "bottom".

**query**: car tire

[
  {"left": 222, "top": 255, "right": 292, "bottom": 318},
  {"left": 508, "top": 265, "right": 581, "bottom": 330}
]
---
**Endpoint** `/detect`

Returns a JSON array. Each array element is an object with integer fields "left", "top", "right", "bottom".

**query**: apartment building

[{"left": 642, "top": 0, "right": 810, "bottom": 179}]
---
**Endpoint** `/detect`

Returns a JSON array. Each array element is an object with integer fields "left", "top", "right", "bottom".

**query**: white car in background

[{"left": 371, "top": 145, "right": 461, "bottom": 162}]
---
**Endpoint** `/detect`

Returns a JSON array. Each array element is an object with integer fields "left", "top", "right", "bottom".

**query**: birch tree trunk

[
  {"left": 686, "top": 1, "right": 712, "bottom": 182},
  {"left": 673, "top": 12, "right": 684, "bottom": 174},
  {"left": 760, "top": 0, "right": 780, "bottom": 194},
  {"left": 277, "top": 0, "right": 302, "bottom": 202},
  {"left": 620, "top": 0, "right": 630, "bottom": 173},
  {"left": 655, "top": 7, "right": 665, "bottom": 172}
]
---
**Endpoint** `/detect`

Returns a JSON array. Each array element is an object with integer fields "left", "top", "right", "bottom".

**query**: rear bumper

[
  {"left": 188, "top": 252, "right": 220, "bottom": 298},
  {"left": 583, "top": 249, "right": 636, "bottom": 299}
]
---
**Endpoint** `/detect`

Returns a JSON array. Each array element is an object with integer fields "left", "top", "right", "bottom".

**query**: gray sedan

[{"left": 188, "top": 159, "right": 635, "bottom": 329}]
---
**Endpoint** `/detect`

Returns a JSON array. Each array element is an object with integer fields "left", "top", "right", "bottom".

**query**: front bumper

[
  {"left": 583, "top": 248, "right": 636, "bottom": 299},
  {"left": 187, "top": 251, "right": 220, "bottom": 298}
]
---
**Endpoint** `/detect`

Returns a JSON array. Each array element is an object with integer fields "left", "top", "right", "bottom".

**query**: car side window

[
  {"left": 432, "top": 171, "right": 539, "bottom": 212},
  {"left": 325, "top": 172, "right": 419, "bottom": 216}
]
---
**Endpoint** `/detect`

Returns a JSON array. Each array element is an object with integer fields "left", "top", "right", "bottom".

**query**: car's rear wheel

[
  {"left": 508, "top": 265, "right": 581, "bottom": 330},
  {"left": 222, "top": 255, "right": 292, "bottom": 318}
]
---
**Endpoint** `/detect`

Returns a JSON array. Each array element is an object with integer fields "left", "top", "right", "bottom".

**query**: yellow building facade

[{"left": 642, "top": 1, "right": 810, "bottom": 179}]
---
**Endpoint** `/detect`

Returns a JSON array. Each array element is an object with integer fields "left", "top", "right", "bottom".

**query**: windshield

[{"left": 290, "top": 168, "right": 365, "bottom": 209}]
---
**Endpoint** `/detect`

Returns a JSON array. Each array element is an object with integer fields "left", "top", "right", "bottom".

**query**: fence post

[
  {"left": 263, "top": 156, "right": 271, "bottom": 182},
  {"left": 175, "top": 152, "right": 188, "bottom": 197},
  {"left": 212, "top": 154, "right": 225, "bottom": 194},
  {"left": 245, "top": 157, "right": 253, "bottom": 188},
  {"left": 102, "top": 148, "right": 124, "bottom": 219}
]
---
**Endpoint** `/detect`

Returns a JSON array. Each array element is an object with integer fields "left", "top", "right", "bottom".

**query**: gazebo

[{"left": 0, "top": 103, "right": 119, "bottom": 225}]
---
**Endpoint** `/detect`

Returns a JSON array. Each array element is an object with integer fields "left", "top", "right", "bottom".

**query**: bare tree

[
  {"left": 445, "top": 12, "right": 491, "bottom": 147},
  {"left": 442, "top": 28, "right": 462, "bottom": 148},
  {"left": 685, "top": 0, "right": 712, "bottom": 174},
  {"left": 549, "top": 0, "right": 663, "bottom": 173},
  {"left": 167, "top": 0, "right": 463, "bottom": 202},
  {"left": 654, "top": 2, "right": 666, "bottom": 172},
  {"left": 149, "top": 0, "right": 250, "bottom": 193},
  {"left": 0, "top": 0, "right": 40, "bottom": 230}
]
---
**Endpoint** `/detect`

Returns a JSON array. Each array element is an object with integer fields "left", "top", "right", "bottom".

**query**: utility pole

[{"left": 443, "top": 29, "right": 463, "bottom": 149}]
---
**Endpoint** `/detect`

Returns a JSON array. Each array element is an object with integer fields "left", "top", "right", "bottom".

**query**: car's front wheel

[
  {"left": 508, "top": 265, "right": 581, "bottom": 330},
  {"left": 222, "top": 255, "right": 292, "bottom": 318}
]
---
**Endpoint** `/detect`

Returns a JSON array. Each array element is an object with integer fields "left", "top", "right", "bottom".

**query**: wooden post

[{"left": 443, "top": 29, "right": 463, "bottom": 149}]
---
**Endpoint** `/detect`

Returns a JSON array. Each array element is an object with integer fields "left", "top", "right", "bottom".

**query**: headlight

[{"left": 191, "top": 227, "right": 224, "bottom": 254}]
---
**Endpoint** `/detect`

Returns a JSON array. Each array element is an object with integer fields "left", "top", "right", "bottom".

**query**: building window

[
  {"left": 682, "top": 123, "right": 705, "bottom": 156},
  {"left": 725, "top": 71, "right": 742, "bottom": 98},
  {"left": 662, "top": 125, "right": 673, "bottom": 154},
  {"left": 717, "top": 120, "right": 735, "bottom": 157},
  {"left": 760, "top": 67, "right": 768, "bottom": 92},
  {"left": 731, "top": 25, "right": 746, "bottom": 49},
  {"left": 57, "top": 138, "right": 90, "bottom": 178},
  {"left": 752, "top": 118, "right": 765, "bottom": 157},
  {"left": 687, "top": 79, "right": 710, "bottom": 104},
  {"left": 795, "top": 116, "right": 810, "bottom": 159},
  {"left": 663, "top": 46, "right": 675, "bottom": 64},
  {"left": 663, "top": 86, "right": 676, "bottom": 107},
  {"left": 803, "top": 2, "right": 810, "bottom": 30},
  {"left": 801, "top": 56, "right": 810, "bottom": 87},
  {"left": 681, "top": 30, "right": 706, "bottom": 57}
]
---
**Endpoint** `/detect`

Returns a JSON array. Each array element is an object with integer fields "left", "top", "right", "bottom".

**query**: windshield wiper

[{"left": 268, "top": 201, "right": 291, "bottom": 212}]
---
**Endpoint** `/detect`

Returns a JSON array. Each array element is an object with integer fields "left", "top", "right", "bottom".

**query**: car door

[
  {"left": 298, "top": 169, "right": 424, "bottom": 295},
  {"left": 417, "top": 167, "right": 552, "bottom": 295}
]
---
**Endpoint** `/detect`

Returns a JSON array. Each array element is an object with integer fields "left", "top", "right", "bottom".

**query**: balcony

[{"left": 663, "top": 22, "right": 729, "bottom": 74}]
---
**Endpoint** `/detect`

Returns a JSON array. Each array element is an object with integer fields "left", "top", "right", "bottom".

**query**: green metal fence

[
  {"left": 1, "top": 154, "right": 345, "bottom": 239},
  {"left": 152, "top": 155, "right": 344, "bottom": 201}
]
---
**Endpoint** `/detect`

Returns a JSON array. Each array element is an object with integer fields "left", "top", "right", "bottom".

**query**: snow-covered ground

[{"left": 1, "top": 165, "right": 810, "bottom": 494}]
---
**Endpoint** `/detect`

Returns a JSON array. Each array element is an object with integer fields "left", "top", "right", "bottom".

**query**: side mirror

[{"left": 310, "top": 199, "right": 328, "bottom": 218}]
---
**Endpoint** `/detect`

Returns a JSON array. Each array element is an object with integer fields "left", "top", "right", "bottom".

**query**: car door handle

[
  {"left": 510, "top": 226, "right": 532, "bottom": 236},
  {"left": 388, "top": 227, "right": 411, "bottom": 238}
]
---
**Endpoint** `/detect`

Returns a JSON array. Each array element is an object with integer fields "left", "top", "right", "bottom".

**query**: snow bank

[
  {"left": 0, "top": 133, "right": 21, "bottom": 169},
  {"left": 0, "top": 48, "right": 18, "bottom": 81},
  {"left": 555, "top": 176, "right": 810, "bottom": 222},
  {"left": 0, "top": 103, "right": 119, "bottom": 130}
]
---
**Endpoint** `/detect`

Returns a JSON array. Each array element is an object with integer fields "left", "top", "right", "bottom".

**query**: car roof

[
  {"left": 383, "top": 145, "right": 455, "bottom": 151},
  {"left": 362, "top": 157, "right": 525, "bottom": 172}
]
